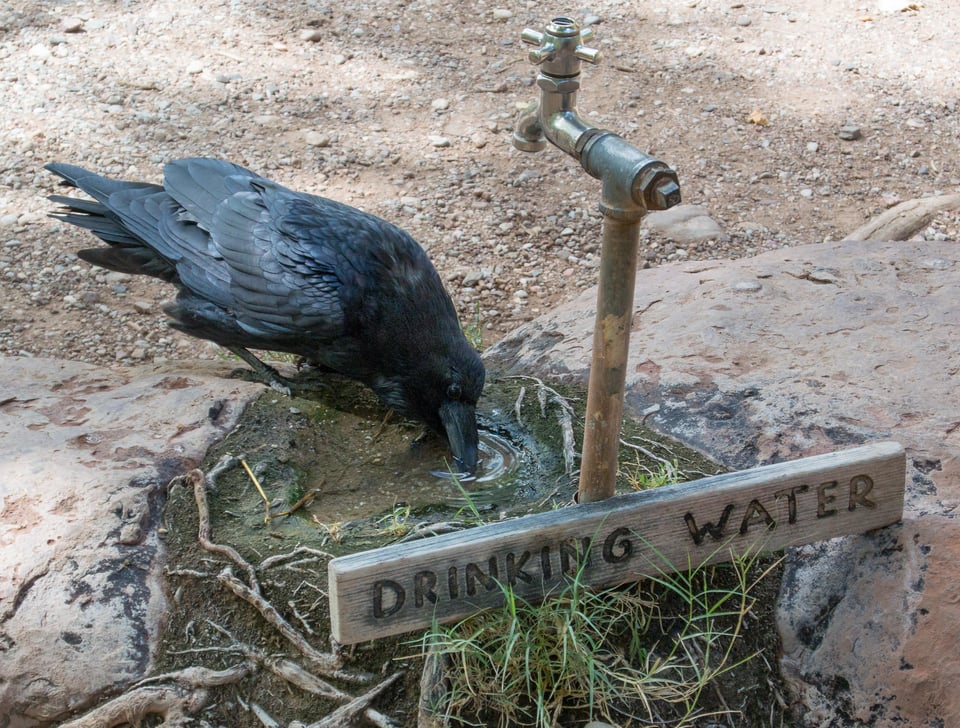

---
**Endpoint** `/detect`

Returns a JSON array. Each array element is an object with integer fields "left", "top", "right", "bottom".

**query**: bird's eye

[{"left": 447, "top": 383, "right": 462, "bottom": 400}]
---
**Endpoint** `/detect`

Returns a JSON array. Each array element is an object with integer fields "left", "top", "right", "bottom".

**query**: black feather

[{"left": 46, "top": 158, "right": 485, "bottom": 471}]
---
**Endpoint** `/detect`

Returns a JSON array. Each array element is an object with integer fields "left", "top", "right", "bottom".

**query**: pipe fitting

[{"left": 579, "top": 131, "right": 682, "bottom": 218}]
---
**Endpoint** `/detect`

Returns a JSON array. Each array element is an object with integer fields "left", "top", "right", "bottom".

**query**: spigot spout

[
  {"left": 512, "top": 17, "right": 598, "bottom": 159},
  {"left": 513, "top": 101, "right": 546, "bottom": 152}
]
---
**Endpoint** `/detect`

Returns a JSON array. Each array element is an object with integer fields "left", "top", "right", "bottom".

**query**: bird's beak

[{"left": 439, "top": 400, "right": 479, "bottom": 475}]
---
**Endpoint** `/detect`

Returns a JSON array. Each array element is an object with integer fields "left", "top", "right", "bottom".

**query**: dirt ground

[{"left": 1, "top": 0, "right": 959, "bottom": 365}]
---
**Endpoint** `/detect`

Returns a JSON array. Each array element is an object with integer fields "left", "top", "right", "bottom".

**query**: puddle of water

[
  {"left": 305, "top": 411, "right": 558, "bottom": 524},
  {"left": 198, "top": 375, "right": 719, "bottom": 553}
]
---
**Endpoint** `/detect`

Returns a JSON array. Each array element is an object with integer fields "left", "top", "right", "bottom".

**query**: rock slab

[
  {"left": 486, "top": 240, "right": 960, "bottom": 726},
  {"left": 0, "top": 358, "right": 262, "bottom": 726}
]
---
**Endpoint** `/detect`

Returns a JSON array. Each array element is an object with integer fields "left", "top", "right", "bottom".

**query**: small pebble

[
  {"left": 61, "top": 17, "right": 85, "bottom": 33},
  {"left": 431, "top": 98, "right": 450, "bottom": 111},
  {"left": 300, "top": 28, "right": 323, "bottom": 42},
  {"left": 429, "top": 135, "right": 451, "bottom": 148},
  {"left": 838, "top": 123, "right": 862, "bottom": 141},
  {"left": 492, "top": 9, "right": 513, "bottom": 20},
  {"left": 303, "top": 130, "right": 331, "bottom": 147},
  {"left": 736, "top": 15, "right": 752, "bottom": 27}
]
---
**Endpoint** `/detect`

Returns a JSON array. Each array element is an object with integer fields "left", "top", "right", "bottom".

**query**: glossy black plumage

[{"left": 46, "top": 158, "right": 485, "bottom": 471}]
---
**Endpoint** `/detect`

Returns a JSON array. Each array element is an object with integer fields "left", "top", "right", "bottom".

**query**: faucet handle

[
  {"left": 574, "top": 43, "right": 601, "bottom": 64},
  {"left": 520, "top": 28, "right": 545, "bottom": 47},
  {"left": 521, "top": 19, "right": 602, "bottom": 67},
  {"left": 574, "top": 27, "right": 600, "bottom": 63}
]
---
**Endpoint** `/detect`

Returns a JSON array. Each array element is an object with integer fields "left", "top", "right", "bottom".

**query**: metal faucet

[{"left": 513, "top": 17, "right": 682, "bottom": 504}]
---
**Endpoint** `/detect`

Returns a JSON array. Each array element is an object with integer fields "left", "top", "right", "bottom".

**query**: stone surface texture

[
  {"left": 0, "top": 358, "right": 262, "bottom": 726},
  {"left": 486, "top": 240, "right": 960, "bottom": 726}
]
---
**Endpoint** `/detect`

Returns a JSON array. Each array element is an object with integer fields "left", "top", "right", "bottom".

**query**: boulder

[
  {"left": 0, "top": 358, "right": 262, "bottom": 726},
  {"left": 486, "top": 240, "right": 960, "bottom": 726}
]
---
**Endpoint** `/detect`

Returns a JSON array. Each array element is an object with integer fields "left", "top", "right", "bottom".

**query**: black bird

[{"left": 46, "top": 158, "right": 485, "bottom": 472}]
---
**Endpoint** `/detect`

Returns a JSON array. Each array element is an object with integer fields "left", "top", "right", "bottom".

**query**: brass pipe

[{"left": 577, "top": 216, "right": 640, "bottom": 502}]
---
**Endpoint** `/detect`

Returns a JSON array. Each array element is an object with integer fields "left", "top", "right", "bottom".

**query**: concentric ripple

[{"left": 430, "top": 430, "right": 521, "bottom": 486}]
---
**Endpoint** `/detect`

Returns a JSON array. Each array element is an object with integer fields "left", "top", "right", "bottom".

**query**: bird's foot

[
  {"left": 227, "top": 346, "right": 295, "bottom": 395},
  {"left": 226, "top": 347, "right": 331, "bottom": 397}
]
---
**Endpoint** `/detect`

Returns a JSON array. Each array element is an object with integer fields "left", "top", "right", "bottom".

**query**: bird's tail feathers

[
  {"left": 45, "top": 162, "right": 157, "bottom": 204},
  {"left": 46, "top": 163, "right": 176, "bottom": 280},
  {"left": 77, "top": 246, "right": 176, "bottom": 280}
]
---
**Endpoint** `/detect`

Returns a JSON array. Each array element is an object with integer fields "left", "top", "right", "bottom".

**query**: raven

[{"left": 46, "top": 158, "right": 485, "bottom": 472}]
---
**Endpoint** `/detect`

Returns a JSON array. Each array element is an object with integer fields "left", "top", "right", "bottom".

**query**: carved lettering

[
  {"left": 739, "top": 498, "right": 776, "bottom": 535},
  {"left": 774, "top": 484, "right": 809, "bottom": 524},
  {"left": 817, "top": 480, "right": 838, "bottom": 518},
  {"left": 372, "top": 579, "right": 405, "bottom": 619},
  {"left": 414, "top": 570, "right": 437, "bottom": 607},
  {"left": 465, "top": 557, "right": 499, "bottom": 596},
  {"left": 506, "top": 551, "right": 533, "bottom": 585},
  {"left": 447, "top": 566, "right": 459, "bottom": 599},
  {"left": 559, "top": 537, "right": 591, "bottom": 575},
  {"left": 602, "top": 527, "right": 633, "bottom": 563},
  {"left": 684, "top": 504, "right": 735, "bottom": 545},
  {"left": 848, "top": 475, "right": 876, "bottom": 510},
  {"left": 539, "top": 545, "right": 553, "bottom": 581}
]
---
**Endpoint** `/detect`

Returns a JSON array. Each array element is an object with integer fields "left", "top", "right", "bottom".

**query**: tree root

[
  {"left": 508, "top": 375, "right": 579, "bottom": 475},
  {"left": 295, "top": 672, "right": 405, "bottom": 728},
  {"left": 844, "top": 192, "right": 960, "bottom": 241},
  {"left": 58, "top": 663, "right": 252, "bottom": 728},
  {"left": 65, "top": 465, "right": 403, "bottom": 727}
]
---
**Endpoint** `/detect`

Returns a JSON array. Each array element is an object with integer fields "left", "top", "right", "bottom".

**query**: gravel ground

[{"left": 1, "top": 0, "right": 958, "bottom": 368}]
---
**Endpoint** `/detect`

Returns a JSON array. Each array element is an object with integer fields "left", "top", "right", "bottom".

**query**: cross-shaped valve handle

[{"left": 520, "top": 18, "right": 601, "bottom": 72}]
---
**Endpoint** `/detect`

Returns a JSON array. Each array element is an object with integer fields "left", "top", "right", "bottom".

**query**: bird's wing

[
  {"left": 158, "top": 160, "right": 362, "bottom": 341},
  {"left": 158, "top": 159, "right": 435, "bottom": 347}
]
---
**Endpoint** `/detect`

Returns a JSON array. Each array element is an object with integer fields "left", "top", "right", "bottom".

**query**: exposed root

[
  {"left": 204, "top": 452, "right": 241, "bottom": 489},
  {"left": 216, "top": 566, "right": 361, "bottom": 680},
  {"left": 300, "top": 672, "right": 404, "bottom": 728},
  {"left": 396, "top": 520, "right": 470, "bottom": 542},
  {"left": 508, "top": 375, "right": 579, "bottom": 475},
  {"left": 185, "top": 468, "right": 261, "bottom": 591},
  {"left": 66, "top": 463, "right": 404, "bottom": 727},
  {"left": 557, "top": 405, "right": 577, "bottom": 475},
  {"left": 59, "top": 663, "right": 252, "bottom": 728},
  {"left": 619, "top": 436, "right": 677, "bottom": 478},
  {"left": 259, "top": 545, "right": 336, "bottom": 571},
  {"left": 844, "top": 192, "right": 960, "bottom": 241}
]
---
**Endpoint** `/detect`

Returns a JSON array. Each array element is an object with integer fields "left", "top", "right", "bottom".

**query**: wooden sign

[{"left": 328, "top": 441, "right": 905, "bottom": 644}]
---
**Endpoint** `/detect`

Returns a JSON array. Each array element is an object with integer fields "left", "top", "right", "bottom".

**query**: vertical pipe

[{"left": 577, "top": 216, "right": 640, "bottom": 503}]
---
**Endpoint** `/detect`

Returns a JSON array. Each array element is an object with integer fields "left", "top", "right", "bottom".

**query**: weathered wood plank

[{"left": 328, "top": 441, "right": 905, "bottom": 644}]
